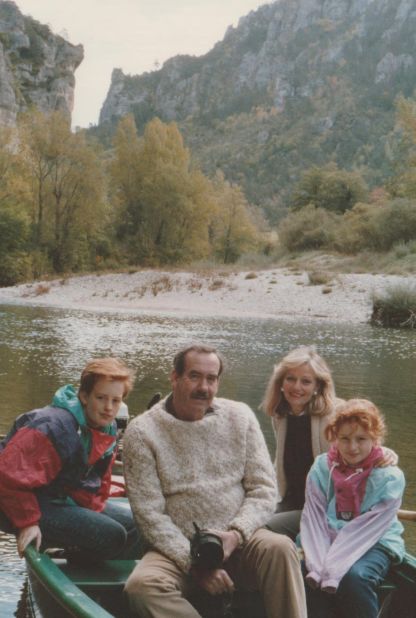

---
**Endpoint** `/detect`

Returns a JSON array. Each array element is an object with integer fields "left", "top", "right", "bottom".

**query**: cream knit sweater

[{"left": 123, "top": 397, "right": 277, "bottom": 573}]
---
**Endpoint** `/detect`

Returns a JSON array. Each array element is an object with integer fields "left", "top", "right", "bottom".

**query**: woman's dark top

[{"left": 283, "top": 413, "right": 314, "bottom": 510}]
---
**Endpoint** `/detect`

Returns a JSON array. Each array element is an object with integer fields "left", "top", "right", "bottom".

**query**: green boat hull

[
  {"left": 23, "top": 495, "right": 416, "bottom": 618},
  {"left": 25, "top": 543, "right": 416, "bottom": 618}
]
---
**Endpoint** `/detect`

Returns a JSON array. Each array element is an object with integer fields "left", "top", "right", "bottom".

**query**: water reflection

[
  {"left": 0, "top": 304, "right": 415, "bottom": 616},
  {"left": 0, "top": 532, "right": 27, "bottom": 617}
]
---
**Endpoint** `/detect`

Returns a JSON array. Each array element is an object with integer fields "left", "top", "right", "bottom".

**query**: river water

[{"left": 0, "top": 303, "right": 415, "bottom": 616}]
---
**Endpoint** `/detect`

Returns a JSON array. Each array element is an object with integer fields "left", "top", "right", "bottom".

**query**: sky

[{"left": 14, "top": 0, "right": 267, "bottom": 128}]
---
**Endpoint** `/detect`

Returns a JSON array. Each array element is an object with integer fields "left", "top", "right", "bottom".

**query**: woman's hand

[
  {"left": 17, "top": 525, "right": 42, "bottom": 558},
  {"left": 377, "top": 447, "right": 398, "bottom": 467}
]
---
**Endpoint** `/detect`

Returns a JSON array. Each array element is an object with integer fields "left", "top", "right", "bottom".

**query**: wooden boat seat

[
  {"left": 59, "top": 558, "right": 264, "bottom": 617},
  {"left": 59, "top": 558, "right": 137, "bottom": 589}
]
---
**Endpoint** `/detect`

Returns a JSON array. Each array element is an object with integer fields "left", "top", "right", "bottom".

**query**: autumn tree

[
  {"left": 110, "top": 116, "right": 215, "bottom": 264},
  {"left": 387, "top": 96, "right": 416, "bottom": 199},
  {"left": 290, "top": 163, "right": 368, "bottom": 213},
  {"left": 108, "top": 115, "right": 141, "bottom": 203},
  {"left": 210, "top": 172, "right": 260, "bottom": 263},
  {"left": 18, "top": 110, "right": 105, "bottom": 273}
]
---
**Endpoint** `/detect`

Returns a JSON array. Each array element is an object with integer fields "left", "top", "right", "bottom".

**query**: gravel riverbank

[{"left": 0, "top": 268, "right": 413, "bottom": 323}]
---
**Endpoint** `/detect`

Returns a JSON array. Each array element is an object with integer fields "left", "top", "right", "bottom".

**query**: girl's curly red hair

[{"left": 325, "top": 398, "right": 386, "bottom": 444}]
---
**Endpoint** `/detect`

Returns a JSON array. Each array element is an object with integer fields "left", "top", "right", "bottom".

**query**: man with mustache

[{"left": 123, "top": 344, "right": 306, "bottom": 618}]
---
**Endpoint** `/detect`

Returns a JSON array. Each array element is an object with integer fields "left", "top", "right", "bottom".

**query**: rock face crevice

[{"left": 0, "top": 1, "right": 83, "bottom": 125}]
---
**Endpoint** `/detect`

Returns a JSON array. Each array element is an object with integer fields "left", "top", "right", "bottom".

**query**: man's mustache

[{"left": 191, "top": 391, "right": 209, "bottom": 400}]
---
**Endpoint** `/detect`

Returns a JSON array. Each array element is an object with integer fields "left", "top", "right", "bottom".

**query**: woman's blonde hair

[
  {"left": 325, "top": 398, "right": 386, "bottom": 443},
  {"left": 261, "top": 346, "right": 335, "bottom": 417}
]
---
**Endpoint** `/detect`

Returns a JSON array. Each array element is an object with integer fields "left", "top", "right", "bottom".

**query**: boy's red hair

[{"left": 79, "top": 357, "right": 135, "bottom": 398}]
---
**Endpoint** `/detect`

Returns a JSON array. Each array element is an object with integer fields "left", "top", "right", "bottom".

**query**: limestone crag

[
  {"left": 98, "top": 0, "right": 416, "bottom": 208},
  {"left": 99, "top": 0, "right": 415, "bottom": 125},
  {"left": 0, "top": 1, "right": 83, "bottom": 125}
]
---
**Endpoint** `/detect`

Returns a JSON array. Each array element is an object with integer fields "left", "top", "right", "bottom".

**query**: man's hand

[
  {"left": 17, "top": 525, "right": 42, "bottom": 558},
  {"left": 194, "top": 568, "right": 235, "bottom": 595},
  {"left": 211, "top": 529, "right": 241, "bottom": 561}
]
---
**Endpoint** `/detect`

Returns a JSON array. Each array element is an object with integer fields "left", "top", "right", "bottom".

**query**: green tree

[
  {"left": 290, "top": 163, "right": 368, "bottom": 213},
  {"left": 0, "top": 125, "right": 32, "bottom": 285},
  {"left": 0, "top": 207, "right": 30, "bottom": 286},
  {"left": 0, "top": 126, "right": 20, "bottom": 205}
]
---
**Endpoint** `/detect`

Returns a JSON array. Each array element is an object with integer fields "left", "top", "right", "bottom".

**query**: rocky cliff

[
  {"left": 99, "top": 0, "right": 416, "bottom": 214},
  {"left": 0, "top": 1, "right": 83, "bottom": 125}
]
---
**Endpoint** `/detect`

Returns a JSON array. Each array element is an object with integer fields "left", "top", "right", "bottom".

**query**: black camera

[{"left": 190, "top": 522, "right": 224, "bottom": 570}]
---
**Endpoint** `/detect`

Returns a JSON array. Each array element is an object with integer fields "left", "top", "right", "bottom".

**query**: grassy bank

[{"left": 371, "top": 284, "right": 416, "bottom": 329}]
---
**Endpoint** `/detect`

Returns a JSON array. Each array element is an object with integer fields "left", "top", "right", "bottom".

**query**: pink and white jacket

[{"left": 300, "top": 451, "right": 405, "bottom": 592}]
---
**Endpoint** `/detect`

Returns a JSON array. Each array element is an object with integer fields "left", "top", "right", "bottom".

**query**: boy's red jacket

[{"left": 0, "top": 403, "right": 117, "bottom": 529}]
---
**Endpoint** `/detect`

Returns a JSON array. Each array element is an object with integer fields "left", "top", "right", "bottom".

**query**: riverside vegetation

[
  {"left": 371, "top": 285, "right": 416, "bottom": 329},
  {"left": 1, "top": 101, "right": 416, "bottom": 328},
  {"left": 1, "top": 0, "right": 416, "bottom": 327}
]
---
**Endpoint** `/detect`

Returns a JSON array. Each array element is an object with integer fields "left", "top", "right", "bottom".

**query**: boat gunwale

[{"left": 25, "top": 544, "right": 114, "bottom": 618}]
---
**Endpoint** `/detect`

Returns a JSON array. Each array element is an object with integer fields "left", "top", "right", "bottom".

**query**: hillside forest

[{"left": 1, "top": 96, "right": 416, "bottom": 287}]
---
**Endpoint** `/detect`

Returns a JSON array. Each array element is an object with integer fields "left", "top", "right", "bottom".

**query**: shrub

[
  {"left": 187, "top": 278, "right": 203, "bottom": 292},
  {"left": 394, "top": 242, "right": 411, "bottom": 259},
  {"left": 333, "top": 199, "right": 416, "bottom": 254},
  {"left": 34, "top": 283, "right": 51, "bottom": 296},
  {"left": 0, "top": 254, "right": 31, "bottom": 287},
  {"left": 332, "top": 202, "right": 381, "bottom": 253},
  {"left": 208, "top": 279, "right": 225, "bottom": 291},
  {"left": 307, "top": 270, "right": 333, "bottom": 285},
  {"left": 371, "top": 283, "right": 416, "bottom": 328},
  {"left": 30, "top": 250, "right": 53, "bottom": 279},
  {"left": 150, "top": 276, "right": 173, "bottom": 296},
  {"left": 375, "top": 199, "right": 416, "bottom": 250},
  {"left": 278, "top": 205, "right": 339, "bottom": 251}
]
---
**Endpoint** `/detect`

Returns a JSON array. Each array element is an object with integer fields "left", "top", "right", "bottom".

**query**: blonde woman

[{"left": 262, "top": 346, "right": 396, "bottom": 539}]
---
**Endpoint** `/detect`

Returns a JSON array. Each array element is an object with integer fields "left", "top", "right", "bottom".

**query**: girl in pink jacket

[{"left": 300, "top": 399, "right": 405, "bottom": 618}]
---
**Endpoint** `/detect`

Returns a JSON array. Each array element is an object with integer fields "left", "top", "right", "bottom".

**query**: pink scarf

[{"left": 327, "top": 444, "right": 384, "bottom": 521}]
